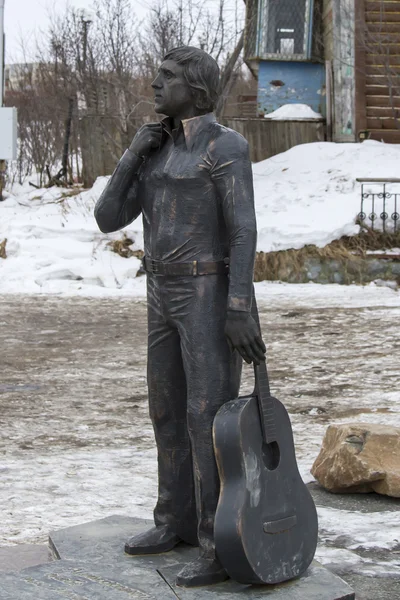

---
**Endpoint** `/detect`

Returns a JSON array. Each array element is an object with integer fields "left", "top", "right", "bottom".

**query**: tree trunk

[
  {"left": 215, "top": 31, "right": 244, "bottom": 118},
  {"left": 61, "top": 97, "right": 74, "bottom": 180}
]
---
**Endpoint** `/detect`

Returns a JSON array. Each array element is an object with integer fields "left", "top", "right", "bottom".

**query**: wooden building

[
  {"left": 354, "top": 0, "right": 400, "bottom": 143},
  {"left": 244, "top": 0, "right": 400, "bottom": 143}
]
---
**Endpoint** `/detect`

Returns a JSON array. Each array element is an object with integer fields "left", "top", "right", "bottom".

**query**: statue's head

[{"left": 151, "top": 46, "right": 220, "bottom": 118}]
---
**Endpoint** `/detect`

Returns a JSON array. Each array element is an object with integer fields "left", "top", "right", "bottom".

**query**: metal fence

[{"left": 357, "top": 179, "right": 400, "bottom": 233}]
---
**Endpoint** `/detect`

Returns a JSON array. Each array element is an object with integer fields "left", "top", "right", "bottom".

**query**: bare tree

[{"left": 6, "top": 0, "right": 248, "bottom": 188}]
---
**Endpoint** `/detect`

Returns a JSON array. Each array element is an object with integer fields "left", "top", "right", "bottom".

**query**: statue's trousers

[{"left": 146, "top": 272, "right": 242, "bottom": 559}]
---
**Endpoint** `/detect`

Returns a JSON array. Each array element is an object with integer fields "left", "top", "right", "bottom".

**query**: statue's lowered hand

[{"left": 225, "top": 311, "right": 266, "bottom": 365}]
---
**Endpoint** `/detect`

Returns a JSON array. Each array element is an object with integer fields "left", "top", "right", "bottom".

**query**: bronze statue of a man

[{"left": 94, "top": 46, "right": 265, "bottom": 587}]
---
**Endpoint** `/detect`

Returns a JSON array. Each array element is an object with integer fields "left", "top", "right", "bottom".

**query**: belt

[{"left": 142, "top": 256, "right": 229, "bottom": 277}]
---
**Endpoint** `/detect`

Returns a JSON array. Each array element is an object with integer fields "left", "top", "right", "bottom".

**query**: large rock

[{"left": 311, "top": 423, "right": 400, "bottom": 497}]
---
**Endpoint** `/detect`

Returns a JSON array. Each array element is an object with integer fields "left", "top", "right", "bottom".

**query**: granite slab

[
  {"left": 0, "top": 544, "right": 52, "bottom": 573},
  {"left": 48, "top": 515, "right": 355, "bottom": 599},
  {"left": 0, "top": 558, "right": 177, "bottom": 599},
  {"left": 160, "top": 561, "right": 356, "bottom": 600},
  {"left": 49, "top": 514, "right": 199, "bottom": 570}
]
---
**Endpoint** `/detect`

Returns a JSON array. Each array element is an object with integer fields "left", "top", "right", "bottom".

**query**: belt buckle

[{"left": 151, "top": 259, "right": 160, "bottom": 275}]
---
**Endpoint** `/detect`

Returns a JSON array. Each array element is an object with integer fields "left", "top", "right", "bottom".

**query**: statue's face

[{"left": 151, "top": 60, "right": 194, "bottom": 117}]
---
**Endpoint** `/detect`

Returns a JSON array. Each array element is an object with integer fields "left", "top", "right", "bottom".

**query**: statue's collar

[{"left": 161, "top": 113, "right": 216, "bottom": 150}]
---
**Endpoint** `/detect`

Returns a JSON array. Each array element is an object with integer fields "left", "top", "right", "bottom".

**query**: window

[
  {"left": 263, "top": 0, "right": 308, "bottom": 57},
  {"left": 244, "top": 0, "right": 323, "bottom": 62}
]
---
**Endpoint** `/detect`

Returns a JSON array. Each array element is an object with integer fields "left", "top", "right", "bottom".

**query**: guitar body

[{"left": 213, "top": 393, "right": 318, "bottom": 585}]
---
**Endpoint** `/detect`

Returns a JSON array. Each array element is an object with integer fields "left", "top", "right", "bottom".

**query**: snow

[
  {"left": 264, "top": 103, "right": 323, "bottom": 120},
  {"left": 0, "top": 178, "right": 144, "bottom": 297},
  {"left": 2, "top": 140, "right": 400, "bottom": 297},
  {"left": 253, "top": 140, "right": 400, "bottom": 252}
]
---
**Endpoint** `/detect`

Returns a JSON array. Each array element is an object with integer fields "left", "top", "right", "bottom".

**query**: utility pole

[
  {"left": 0, "top": 0, "right": 4, "bottom": 105},
  {"left": 0, "top": 0, "right": 17, "bottom": 201},
  {"left": 0, "top": 0, "right": 6, "bottom": 200}
]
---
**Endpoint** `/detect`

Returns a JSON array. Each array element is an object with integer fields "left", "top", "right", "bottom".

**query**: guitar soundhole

[{"left": 262, "top": 442, "right": 280, "bottom": 471}]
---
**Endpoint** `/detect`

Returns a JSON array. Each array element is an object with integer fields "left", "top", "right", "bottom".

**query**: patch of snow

[
  {"left": 254, "top": 281, "right": 399, "bottom": 309},
  {"left": 264, "top": 103, "right": 323, "bottom": 120},
  {"left": 367, "top": 248, "right": 400, "bottom": 255},
  {"left": 318, "top": 506, "right": 400, "bottom": 552},
  {"left": 254, "top": 140, "right": 400, "bottom": 252},
  {"left": 2, "top": 140, "right": 400, "bottom": 296}
]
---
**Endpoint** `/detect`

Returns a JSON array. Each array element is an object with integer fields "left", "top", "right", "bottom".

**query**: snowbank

[
  {"left": 0, "top": 178, "right": 144, "bottom": 296},
  {"left": 254, "top": 140, "right": 400, "bottom": 252},
  {"left": 264, "top": 103, "right": 323, "bottom": 120},
  {"left": 2, "top": 140, "right": 400, "bottom": 296}
]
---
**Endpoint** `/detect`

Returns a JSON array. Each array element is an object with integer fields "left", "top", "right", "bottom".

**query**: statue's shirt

[{"left": 94, "top": 113, "right": 257, "bottom": 312}]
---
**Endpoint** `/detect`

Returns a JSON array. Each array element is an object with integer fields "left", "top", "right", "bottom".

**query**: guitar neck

[
  {"left": 251, "top": 290, "right": 277, "bottom": 445},
  {"left": 255, "top": 362, "right": 277, "bottom": 444}
]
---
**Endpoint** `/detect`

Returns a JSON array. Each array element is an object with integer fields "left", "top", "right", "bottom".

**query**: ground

[{"left": 0, "top": 287, "right": 399, "bottom": 600}]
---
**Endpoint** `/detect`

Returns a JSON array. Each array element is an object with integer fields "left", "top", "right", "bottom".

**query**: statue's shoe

[
  {"left": 124, "top": 524, "right": 181, "bottom": 555},
  {"left": 176, "top": 557, "right": 229, "bottom": 587}
]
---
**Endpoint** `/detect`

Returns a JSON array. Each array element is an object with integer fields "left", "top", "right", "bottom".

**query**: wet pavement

[{"left": 0, "top": 293, "right": 399, "bottom": 599}]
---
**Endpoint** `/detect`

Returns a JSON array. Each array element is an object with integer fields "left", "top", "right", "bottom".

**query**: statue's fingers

[
  {"left": 248, "top": 340, "right": 265, "bottom": 363},
  {"left": 246, "top": 344, "right": 262, "bottom": 365},
  {"left": 244, "top": 334, "right": 265, "bottom": 362},
  {"left": 239, "top": 345, "right": 253, "bottom": 364},
  {"left": 255, "top": 335, "right": 266, "bottom": 354}
]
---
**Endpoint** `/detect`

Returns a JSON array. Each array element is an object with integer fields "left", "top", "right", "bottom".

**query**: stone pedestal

[{"left": 2, "top": 516, "right": 355, "bottom": 599}]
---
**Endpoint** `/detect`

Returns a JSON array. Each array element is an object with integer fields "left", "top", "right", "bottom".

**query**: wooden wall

[
  {"left": 222, "top": 118, "right": 326, "bottom": 163},
  {"left": 355, "top": 0, "right": 400, "bottom": 142},
  {"left": 323, "top": 0, "right": 334, "bottom": 60}
]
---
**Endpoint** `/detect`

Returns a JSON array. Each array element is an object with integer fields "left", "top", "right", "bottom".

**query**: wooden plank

[
  {"left": 366, "top": 65, "right": 400, "bottom": 74},
  {"left": 367, "top": 106, "right": 400, "bottom": 117},
  {"left": 365, "top": 42, "right": 400, "bottom": 54},
  {"left": 366, "top": 54, "right": 400, "bottom": 65},
  {"left": 366, "top": 94, "right": 400, "bottom": 106},
  {"left": 366, "top": 84, "right": 400, "bottom": 95},
  {"left": 367, "top": 12, "right": 400, "bottom": 22},
  {"left": 365, "top": 32, "right": 400, "bottom": 41},
  {"left": 366, "top": 74, "right": 400, "bottom": 85},
  {"left": 369, "top": 129, "right": 400, "bottom": 142},
  {"left": 366, "top": 2, "right": 400, "bottom": 12},
  {"left": 367, "top": 116, "right": 400, "bottom": 128},
  {"left": 367, "top": 22, "right": 400, "bottom": 32}
]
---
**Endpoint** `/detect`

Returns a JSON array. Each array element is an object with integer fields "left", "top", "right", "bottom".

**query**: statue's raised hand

[
  {"left": 129, "top": 123, "right": 163, "bottom": 159},
  {"left": 225, "top": 311, "right": 266, "bottom": 365}
]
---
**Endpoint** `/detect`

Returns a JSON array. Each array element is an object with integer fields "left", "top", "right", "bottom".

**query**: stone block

[
  {"left": 49, "top": 514, "right": 199, "bottom": 571},
  {"left": 160, "top": 561, "right": 355, "bottom": 599},
  {"left": 311, "top": 423, "right": 400, "bottom": 497},
  {"left": 48, "top": 516, "right": 354, "bottom": 600},
  {"left": 0, "top": 544, "right": 52, "bottom": 573},
  {"left": 1, "top": 558, "right": 177, "bottom": 599}
]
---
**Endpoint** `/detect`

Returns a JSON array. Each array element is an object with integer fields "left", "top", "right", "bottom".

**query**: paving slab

[
  {"left": 1, "top": 558, "right": 177, "bottom": 600},
  {"left": 49, "top": 515, "right": 355, "bottom": 599},
  {"left": 49, "top": 514, "right": 199, "bottom": 570},
  {"left": 0, "top": 544, "right": 52, "bottom": 573},
  {"left": 161, "top": 561, "right": 356, "bottom": 600}
]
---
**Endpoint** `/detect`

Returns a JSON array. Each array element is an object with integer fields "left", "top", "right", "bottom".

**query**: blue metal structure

[{"left": 257, "top": 61, "right": 325, "bottom": 116}]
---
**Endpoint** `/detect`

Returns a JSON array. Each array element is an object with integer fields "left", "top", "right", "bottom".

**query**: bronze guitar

[{"left": 213, "top": 293, "right": 318, "bottom": 585}]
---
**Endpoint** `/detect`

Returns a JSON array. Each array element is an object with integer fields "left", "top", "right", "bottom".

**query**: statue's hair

[{"left": 164, "top": 46, "right": 220, "bottom": 113}]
